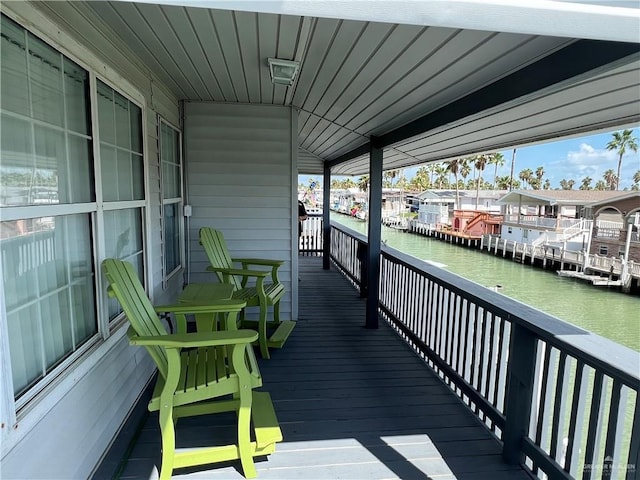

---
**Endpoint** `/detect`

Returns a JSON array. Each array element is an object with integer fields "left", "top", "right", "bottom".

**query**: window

[
  {"left": 96, "top": 79, "right": 145, "bottom": 320},
  {"left": 159, "top": 119, "right": 183, "bottom": 283},
  {"left": 599, "top": 245, "right": 608, "bottom": 255},
  {"left": 0, "top": 14, "right": 146, "bottom": 405}
]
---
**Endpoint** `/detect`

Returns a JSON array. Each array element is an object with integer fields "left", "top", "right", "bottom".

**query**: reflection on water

[{"left": 333, "top": 214, "right": 640, "bottom": 351}]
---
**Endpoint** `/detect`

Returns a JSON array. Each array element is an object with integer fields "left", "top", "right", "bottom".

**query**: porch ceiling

[{"left": 40, "top": 1, "right": 640, "bottom": 175}]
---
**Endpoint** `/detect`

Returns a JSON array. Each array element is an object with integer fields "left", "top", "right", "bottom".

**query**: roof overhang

[{"left": 30, "top": 0, "right": 639, "bottom": 175}]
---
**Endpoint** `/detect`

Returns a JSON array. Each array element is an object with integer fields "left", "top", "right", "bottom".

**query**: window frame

[
  {"left": 158, "top": 116, "right": 184, "bottom": 287},
  {"left": 0, "top": 11, "right": 150, "bottom": 434}
]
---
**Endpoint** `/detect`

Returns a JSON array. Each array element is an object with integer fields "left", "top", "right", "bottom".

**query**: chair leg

[
  {"left": 158, "top": 405, "right": 176, "bottom": 480},
  {"left": 272, "top": 300, "right": 280, "bottom": 324},
  {"left": 237, "top": 396, "right": 257, "bottom": 478},
  {"left": 258, "top": 300, "right": 270, "bottom": 359}
]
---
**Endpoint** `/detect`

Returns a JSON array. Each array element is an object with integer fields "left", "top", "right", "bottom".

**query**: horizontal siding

[
  {"left": 184, "top": 102, "right": 295, "bottom": 319},
  {"left": 0, "top": 2, "right": 180, "bottom": 478},
  {"left": 298, "top": 148, "right": 324, "bottom": 174}
]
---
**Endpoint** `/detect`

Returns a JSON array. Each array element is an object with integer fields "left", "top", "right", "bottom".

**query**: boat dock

[{"left": 407, "top": 221, "right": 640, "bottom": 292}]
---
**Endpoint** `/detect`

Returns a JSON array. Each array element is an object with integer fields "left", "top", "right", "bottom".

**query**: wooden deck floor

[{"left": 107, "top": 256, "right": 530, "bottom": 480}]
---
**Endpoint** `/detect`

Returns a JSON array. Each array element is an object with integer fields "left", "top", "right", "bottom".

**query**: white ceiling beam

[{"left": 118, "top": 0, "right": 640, "bottom": 43}]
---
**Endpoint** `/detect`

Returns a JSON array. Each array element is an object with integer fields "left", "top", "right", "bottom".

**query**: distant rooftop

[
  {"left": 414, "top": 189, "right": 508, "bottom": 201},
  {"left": 498, "top": 189, "right": 625, "bottom": 206}
]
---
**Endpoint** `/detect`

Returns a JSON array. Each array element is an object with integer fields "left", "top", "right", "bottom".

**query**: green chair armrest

[
  {"left": 129, "top": 329, "right": 259, "bottom": 348},
  {"left": 153, "top": 299, "right": 246, "bottom": 315},
  {"left": 232, "top": 258, "right": 285, "bottom": 267},
  {"left": 206, "top": 266, "right": 269, "bottom": 277}
]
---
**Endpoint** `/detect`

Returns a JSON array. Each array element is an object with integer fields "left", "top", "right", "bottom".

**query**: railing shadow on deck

[{"left": 328, "top": 222, "right": 639, "bottom": 480}]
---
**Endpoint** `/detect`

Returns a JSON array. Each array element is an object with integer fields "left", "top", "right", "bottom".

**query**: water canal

[{"left": 331, "top": 214, "right": 640, "bottom": 352}]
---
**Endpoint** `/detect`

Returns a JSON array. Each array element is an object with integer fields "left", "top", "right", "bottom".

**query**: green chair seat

[
  {"left": 102, "top": 258, "right": 282, "bottom": 479},
  {"left": 199, "top": 227, "right": 296, "bottom": 358}
]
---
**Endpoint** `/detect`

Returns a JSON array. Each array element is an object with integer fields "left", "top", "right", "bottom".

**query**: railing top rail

[
  {"left": 331, "top": 223, "right": 640, "bottom": 387},
  {"left": 330, "top": 220, "right": 368, "bottom": 244}
]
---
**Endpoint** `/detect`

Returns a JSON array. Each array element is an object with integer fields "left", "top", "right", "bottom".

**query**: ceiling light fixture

[{"left": 268, "top": 58, "right": 300, "bottom": 86}]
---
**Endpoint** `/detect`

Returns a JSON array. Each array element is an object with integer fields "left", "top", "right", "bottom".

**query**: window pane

[
  {"left": 1, "top": 214, "right": 97, "bottom": 398},
  {"left": 98, "top": 81, "right": 143, "bottom": 202},
  {"left": 100, "top": 144, "right": 117, "bottom": 202},
  {"left": 28, "top": 35, "right": 64, "bottom": 127},
  {"left": 164, "top": 203, "right": 181, "bottom": 274},
  {"left": 0, "top": 114, "right": 33, "bottom": 206},
  {"left": 97, "top": 81, "right": 115, "bottom": 145},
  {"left": 161, "top": 123, "right": 180, "bottom": 199},
  {"left": 1, "top": 18, "right": 92, "bottom": 208},
  {"left": 130, "top": 105, "right": 142, "bottom": 153},
  {"left": 1, "top": 16, "right": 29, "bottom": 116},
  {"left": 64, "top": 58, "right": 90, "bottom": 135},
  {"left": 116, "top": 149, "right": 133, "bottom": 200},
  {"left": 67, "top": 134, "right": 94, "bottom": 203},
  {"left": 33, "top": 125, "right": 64, "bottom": 205},
  {"left": 132, "top": 153, "right": 144, "bottom": 200},
  {"left": 114, "top": 91, "right": 130, "bottom": 150},
  {"left": 104, "top": 209, "right": 144, "bottom": 319},
  {"left": 7, "top": 305, "right": 42, "bottom": 396}
]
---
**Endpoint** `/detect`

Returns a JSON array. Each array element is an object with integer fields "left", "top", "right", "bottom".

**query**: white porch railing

[{"left": 504, "top": 215, "right": 577, "bottom": 229}]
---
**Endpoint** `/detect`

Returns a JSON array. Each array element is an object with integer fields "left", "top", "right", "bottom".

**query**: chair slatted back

[
  {"left": 102, "top": 258, "right": 169, "bottom": 379},
  {"left": 199, "top": 228, "right": 242, "bottom": 290}
]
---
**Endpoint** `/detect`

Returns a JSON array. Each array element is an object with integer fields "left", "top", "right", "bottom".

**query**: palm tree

[
  {"left": 543, "top": 179, "right": 551, "bottom": 190},
  {"left": 580, "top": 177, "right": 593, "bottom": 190},
  {"left": 495, "top": 175, "right": 512, "bottom": 190},
  {"left": 460, "top": 160, "right": 471, "bottom": 186},
  {"left": 434, "top": 164, "right": 448, "bottom": 189},
  {"left": 474, "top": 155, "right": 488, "bottom": 208},
  {"left": 357, "top": 175, "right": 370, "bottom": 192},
  {"left": 518, "top": 168, "right": 533, "bottom": 189},
  {"left": 603, "top": 169, "right": 617, "bottom": 190},
  {"left": 342, "top": 178, "right": 356, "bottom": 189},
  {"left": 383, "top": 169, "right": 398, "bottom": 188},
  {"left": 559, "top": 179, "right": 575, "bottom": 190},
  {"left": 535, "top": 166, "right": 545, "bottom": 182},
  {"left": 447, "top": 159, "right": 462, "bottom": 208},
  {"left": 606, "top": 129, "right": 638, "bottom": 190},
  {"left": 487, "top": 152, "right": 505, "bottom": 186},
  {"left": 634, "top": 170, "right": 640, "bottom": 185},
  {"left": 594, "top": 180, "right": 607, "bottom": 191},
  {"left": 410, "top": 167, "right": 430, "bottom": 192},
  {"left": 508, "top": 148, "right": 517, "bottom": 192}
]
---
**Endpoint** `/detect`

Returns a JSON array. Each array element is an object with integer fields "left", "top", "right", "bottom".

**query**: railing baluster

[
  {"left": 603, "top": 379, "right": 622, "bottom": 474},
  {"left": 550, "top": 352, "right": 568, "bottom": 462},
  {"left": 503, "top": 322, "right": 538, "bottom": 465},
  {"left": 627, "top": 398, "right": 639, "bottom": 480},
  {"left": 582, "top": 371, "right": 604, "bottom": 480},
  {"left": 564, "top": 360, "right": 585, "bottom": 473},
  {"left": 492, "top": 317, "right": 505, "bottom": 409}
]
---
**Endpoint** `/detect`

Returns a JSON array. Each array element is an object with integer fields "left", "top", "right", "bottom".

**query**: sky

[{"left": 300, "top": 127, "right": 640, "bottom": 190}]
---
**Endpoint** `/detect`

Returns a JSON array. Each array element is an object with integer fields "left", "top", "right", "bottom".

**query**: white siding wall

[
  {"left": 184, "top": 102, "right": 297, "bottom": 320},
  {"left": 298, "top": 148, "right": 324, "bottom": 175},
  {"left": 1, "top": 2, "right": 180, "bottom": 478}
]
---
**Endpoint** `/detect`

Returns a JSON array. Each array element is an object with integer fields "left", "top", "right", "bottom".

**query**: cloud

[{"left": 546, "top": 142, "right": 639, "bottom": 187}]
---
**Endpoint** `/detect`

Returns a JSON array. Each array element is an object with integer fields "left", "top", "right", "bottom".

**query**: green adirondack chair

[
  {"left": 102, "top": 259, "right": 282, "bottom": 479},
  {"left": 199, "top": 227, "right": 296, "bottom": 359}
]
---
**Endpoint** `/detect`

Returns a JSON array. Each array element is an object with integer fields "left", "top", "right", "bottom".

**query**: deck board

[{"left": 110, "top": 256, "right": 530, "bottom": 480}]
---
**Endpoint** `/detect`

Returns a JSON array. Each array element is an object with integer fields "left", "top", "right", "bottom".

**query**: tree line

[{"left": 318, "top": 129, "right": 639, "bottom": 193}]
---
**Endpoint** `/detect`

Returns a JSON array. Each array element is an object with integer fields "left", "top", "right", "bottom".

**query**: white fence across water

[{"left": 327, "top": 222, "right": 639, "bottom": 480}]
